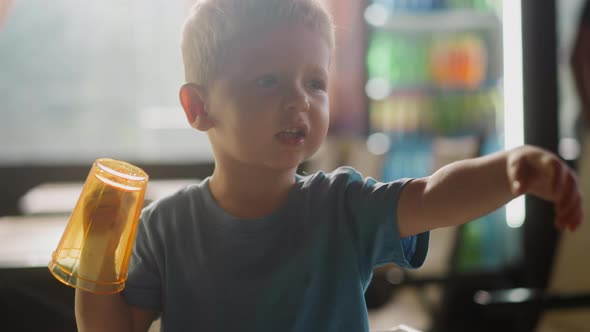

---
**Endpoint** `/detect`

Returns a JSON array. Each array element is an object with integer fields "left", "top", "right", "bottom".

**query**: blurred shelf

[
  {"left": 0, "top": 215, "right": 68, "bottom": 268},
  {"left": 389, "top": 82, "right": 498, "bottom": 96},
  {"left": 365, "top": 79, "right": 500, "bottom": 100},
  {"left": 18, "top": 178, "right": 199, "bottom": 215},
  {"left": 365, "top": 7, "right": 501, "bottom": 32}
]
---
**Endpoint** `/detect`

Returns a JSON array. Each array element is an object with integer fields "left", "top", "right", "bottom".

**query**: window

[{"left": 0, "top": 0, "right": 213, "bottom": 165}]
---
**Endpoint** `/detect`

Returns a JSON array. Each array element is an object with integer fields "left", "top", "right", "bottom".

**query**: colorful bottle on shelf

[
  {"left": 367, "top": 31, "right": 395, "bottom": 82},
  {"left": 430, "top": 33, "right": 487, "bottom": 89}
]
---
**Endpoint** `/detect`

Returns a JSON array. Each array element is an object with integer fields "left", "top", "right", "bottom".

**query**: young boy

[{"left": 75, "top": 0, "right": 583, "bottom": 331}]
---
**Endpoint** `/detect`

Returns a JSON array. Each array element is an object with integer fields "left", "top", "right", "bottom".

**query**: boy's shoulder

[
  {"left": 296, "top": 166, "right": 377, "bottom": 198},
  {"left": 142, "top": 181, "right": 204, "bottom": 217},
  {"left": 301, "top": 166, "right": 361, "bottom": 181},
  {"left": 300, "top": 166, "right": 369, "bottom": 188},
  {"left": 299, "top": 166, "right": 411, "bottom": 200}
]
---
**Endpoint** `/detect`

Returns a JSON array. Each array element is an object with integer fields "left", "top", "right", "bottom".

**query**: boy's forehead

[{"left": 218, "top": 22, "right": 331, "bottom": 73}]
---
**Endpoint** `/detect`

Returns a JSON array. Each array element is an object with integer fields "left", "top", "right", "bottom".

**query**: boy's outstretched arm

[{"left": 397, "top": 145, "right": 583, "bottom": 237}]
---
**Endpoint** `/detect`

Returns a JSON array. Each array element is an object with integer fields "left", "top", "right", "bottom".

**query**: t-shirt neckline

[{"left": 198, "top": 175, "right": 304, "bottom": 231}]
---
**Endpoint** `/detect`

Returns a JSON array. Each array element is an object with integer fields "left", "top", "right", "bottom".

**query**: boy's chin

[
  {"left": 268, "top": 161, "right": 304, "bottom": 172},
  {"left": 264, "top": 156, "right": 307, "bottom": 172}
]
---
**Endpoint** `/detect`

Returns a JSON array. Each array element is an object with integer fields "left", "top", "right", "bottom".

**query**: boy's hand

[
  {"left": 78, "top": 186, "right": 133, "bottom": 281},
  {"left": 83, "top": 186, "right": 132, "bottom": 253},
  {"left": 507, "top": 145, "right": 583, "bottom": 231}
]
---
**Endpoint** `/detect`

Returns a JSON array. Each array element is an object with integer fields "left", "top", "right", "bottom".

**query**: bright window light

[
  {"left": 503, "top": 0, "right": 526, "bottom": 228},
  {"left": 364, "top": 3, "right": 389, "bottom": 27},
  {"left": 366, "top": 132, "right": 391, "bottom": 155},
  {"left": 365, "top": 78, "right": 391, "bottom": 100}
]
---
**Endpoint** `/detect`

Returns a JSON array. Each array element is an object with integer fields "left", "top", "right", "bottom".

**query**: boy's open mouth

[
  {"left": 276, "top": 128, "right": 306, "bottom": 138},
  {"left": 275, "top": 125, "right": 308, "bottom": 144}
]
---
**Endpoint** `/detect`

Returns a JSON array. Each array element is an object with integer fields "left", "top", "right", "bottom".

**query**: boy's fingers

[
  {"left": 555, "top": 184, "right": 583, "bottom": 228},
  {"left": 551, "top": 161, "right": 582, "bottom": 211},
  {"left": 556, "top": 174, "right": 580, "bottom": 213},
  {"left": 555, "top": 207, "right": 583, "bottom": 232},
  {"left": 556, "top": 192, "right": 581, "bottom": 225},
  {"left": 551, "top": 159, "right": 571, "bottom": 200},
  {"left": 553, "top": 172, "right": 582, "bottom": 227},
  {"left": 531, "top": 155, "right": 560, "bottom": 201},
  {"left": 526, "top": 154, "right": 570, "bottom": 202},
  {"left": 508, "top": 155, "right": 530, "bottom": 195}
]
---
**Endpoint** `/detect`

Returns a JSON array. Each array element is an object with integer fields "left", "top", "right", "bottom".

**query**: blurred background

[{"left": 1, "top": 0, "right": 590, "bottom": 331}]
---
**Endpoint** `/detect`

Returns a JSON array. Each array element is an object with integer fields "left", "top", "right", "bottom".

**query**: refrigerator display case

[
  {"left": 360, "top": 1, "right": 568, "bottom": 330},
  {"left": 363, "top": 0, "right": 524, "bottom": 273}
]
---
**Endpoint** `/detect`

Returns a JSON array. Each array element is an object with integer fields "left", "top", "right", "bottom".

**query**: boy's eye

[
  {"left": 306, "top": 79, "right": 326, "bottom": 91},
  {"left": 255, "top": 75, "right": 278, "bottom": 88}
]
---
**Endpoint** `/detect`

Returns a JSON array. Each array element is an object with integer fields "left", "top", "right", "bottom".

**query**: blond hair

[{"left": 181, "top": 0, "right": 335, "bottom": 85}]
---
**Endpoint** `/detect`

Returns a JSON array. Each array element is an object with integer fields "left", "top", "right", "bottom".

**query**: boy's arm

[
  {"left": 75, "top": 290, "right": 156, "bottom": 332},
  {"left": 75, "top": 197, "right": 158, "bottom": 332},
  {"left": 397, "top": 145, "right": 583, "bottom": 237}
]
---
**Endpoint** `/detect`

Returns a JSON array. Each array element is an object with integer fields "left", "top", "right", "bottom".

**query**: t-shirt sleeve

[
  {"left": 120, "top": 207, "right": 162, "bottom": 311},
  {"left": 338, "top": 168, "right": 429, "bottom": 279}
]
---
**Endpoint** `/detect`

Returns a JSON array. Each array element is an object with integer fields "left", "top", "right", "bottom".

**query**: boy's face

[{"left": 205, "top": 21, "right": 331, "bottom": 172}]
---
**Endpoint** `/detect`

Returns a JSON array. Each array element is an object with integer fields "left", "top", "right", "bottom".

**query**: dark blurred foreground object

[
  {"left": 0, "top": 267, "right": 76, "bottom": 332},
  {"left": 474, "top": 287, "right": 590, "bottom": 311}
]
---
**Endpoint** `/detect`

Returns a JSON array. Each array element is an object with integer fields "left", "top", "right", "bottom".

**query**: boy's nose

[{"left": 283, "top": 92, "right": 311, "bottom": 113}]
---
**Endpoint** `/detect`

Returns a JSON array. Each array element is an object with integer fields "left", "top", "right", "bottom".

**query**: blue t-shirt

[{"left": 121, "top": 167, "right": 429, "bottom": 331}]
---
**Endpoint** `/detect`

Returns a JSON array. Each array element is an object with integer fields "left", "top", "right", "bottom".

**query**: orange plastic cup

[{"left": 48, "top": 158, "right": 148, "bottom": 294}]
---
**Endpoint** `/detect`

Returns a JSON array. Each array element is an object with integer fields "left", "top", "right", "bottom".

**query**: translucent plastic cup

[{"left": 48, "top": 158, "right": 148, "bottom": 294}]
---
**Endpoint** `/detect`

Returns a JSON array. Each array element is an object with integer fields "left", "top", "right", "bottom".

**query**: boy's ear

[{"left": 179, "top": 83, "right": 214, "bottom": 131}]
